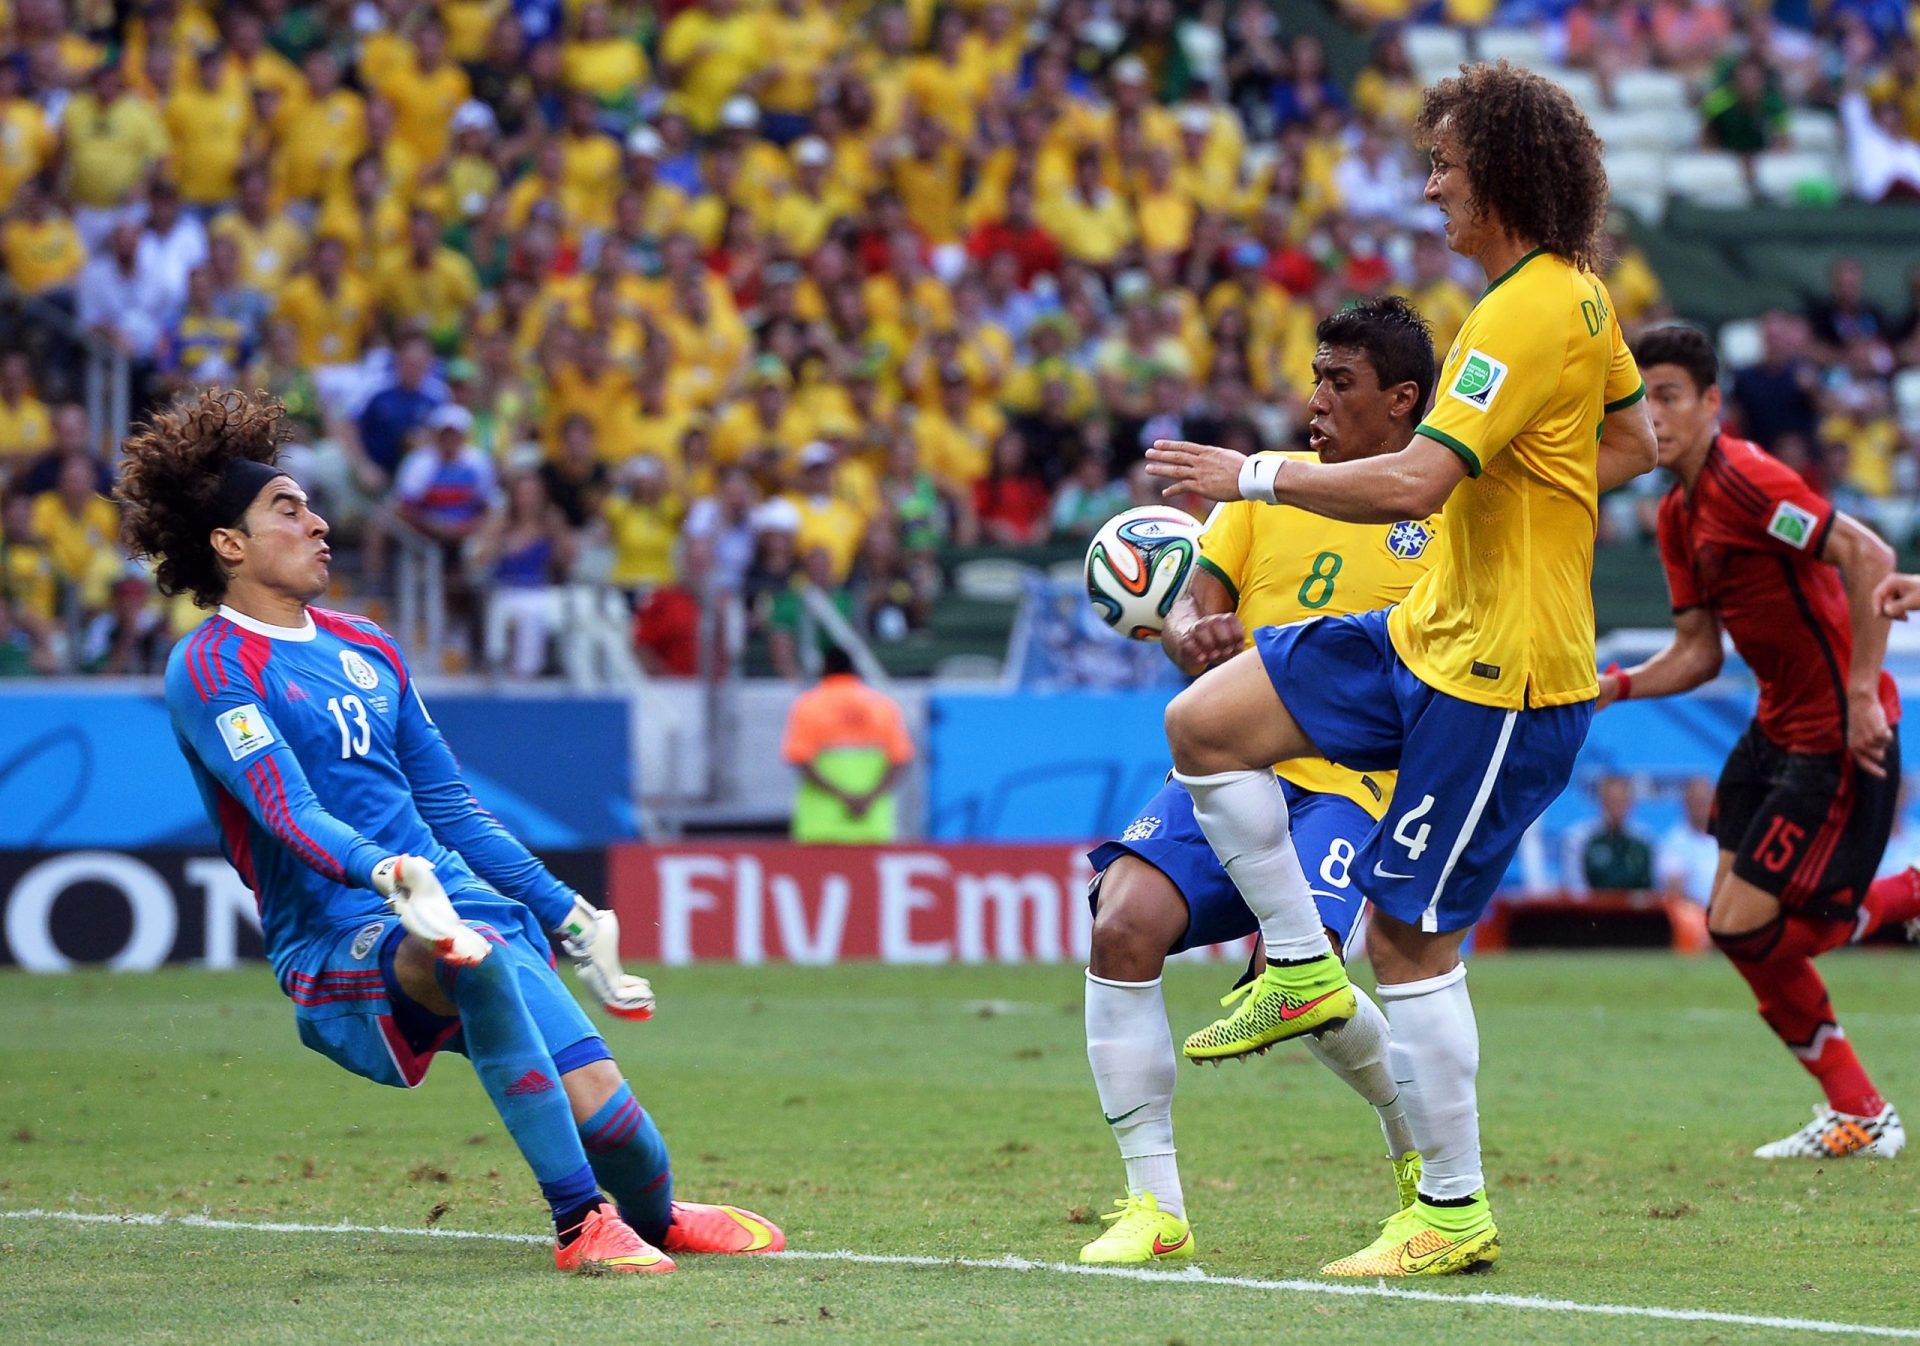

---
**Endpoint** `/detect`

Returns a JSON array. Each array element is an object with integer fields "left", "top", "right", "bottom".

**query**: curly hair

[
  {"left": 117, "top": 389, "right": 291, "bottom": 608},
  {"left": 1415, "top": 61, "right": 1609, "bottom": 273}
]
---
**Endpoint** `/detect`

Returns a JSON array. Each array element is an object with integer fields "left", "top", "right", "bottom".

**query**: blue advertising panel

[
  {"left": 928, "top": 687, "right": 1920, "bottom": 842},
  {"left": 0, "top": 690, "right": 635, "bottom": 849}
]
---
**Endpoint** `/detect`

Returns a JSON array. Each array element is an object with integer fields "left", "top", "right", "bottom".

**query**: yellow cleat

[
  {"left": 1321, "top": 1191, "right": 1499, "bottom": 1277},
  {"left": 1078, "top": 1192, "right": 1194, "bottom": 1266},
  {"left": 1391, "top": 1152, "right": 1422, "bottom": 1212},
  {"left": 1182, "top": 953, "right": 1356, "bottom": 1062}
]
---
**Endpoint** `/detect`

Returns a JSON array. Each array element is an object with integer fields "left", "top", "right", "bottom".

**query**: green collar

[{"left": 1484, "top": 247, "right": 1548, "bottom": 295}]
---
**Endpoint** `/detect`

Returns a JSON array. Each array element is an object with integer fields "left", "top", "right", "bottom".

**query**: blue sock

[
  {"left": 439, "top": 947, "right": 601, "bottom": 1234},
  {"left": 579, "top": 1082, "right": 673, "bottom": 1245}
]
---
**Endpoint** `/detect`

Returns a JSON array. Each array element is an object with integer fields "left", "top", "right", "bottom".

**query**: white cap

[
  {"left": 792, "top": 135, "right": 831, "bottom": 167},
  {"left": 798, "top": 440, "right": 835, "bottom": 468},
  {"left": 751, "top": 497, "right": 802, "bottom": 533},
  {"left": 451, "top": 100, "right": 496, "bottom": 134},
  {"left": 1113, "top": 56, "right": 1148, "bottom": 85},
  {"left": 429, "top": 403, "right": 473, "bottom": 433},
  {"left": 625, "top": 125, "right": 664, "bottom": 158},
  {"left": 719, "top": 95, "right": 759, "bottom": 130}
]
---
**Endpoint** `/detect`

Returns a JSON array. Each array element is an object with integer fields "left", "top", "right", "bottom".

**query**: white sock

[
  {"left": 1304, "top": 986, "right": 1418, "bottom": 1157},
  {"left": 1379, "top": 964, "right": 1482, "bottom": 1201},
  {"left": 1174, "top": 768, "right": 1328, "bottom": 962},
  {"left": 1085, "top": 970, "right": 1184, "bottom": 1217}
]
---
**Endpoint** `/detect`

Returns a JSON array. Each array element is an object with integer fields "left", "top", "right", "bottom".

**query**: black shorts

[{"left": 1713, "top": 721, "right": 1901, "bottom": 917}]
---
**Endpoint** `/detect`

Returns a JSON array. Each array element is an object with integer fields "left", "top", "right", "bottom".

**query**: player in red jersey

[{"left": 1599, "top": 325, "right": 1920, "bottom": 1159}]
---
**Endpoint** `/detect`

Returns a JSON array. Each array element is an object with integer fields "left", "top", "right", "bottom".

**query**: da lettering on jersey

[{"left": 216, "top": 704, "right": 275, "bottom": 761}]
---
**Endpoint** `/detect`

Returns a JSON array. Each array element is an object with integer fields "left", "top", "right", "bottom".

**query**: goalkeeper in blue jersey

[{"left": 117, "top": 389, "right": 782, "bottom": 1275}]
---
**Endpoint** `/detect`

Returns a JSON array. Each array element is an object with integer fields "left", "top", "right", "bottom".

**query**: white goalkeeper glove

[
  {"left": 371, "top": 856, "right": 491, "bottom": 967},
  {"left": 557, "top": 896, "right": 654, "bottom": 1020}
]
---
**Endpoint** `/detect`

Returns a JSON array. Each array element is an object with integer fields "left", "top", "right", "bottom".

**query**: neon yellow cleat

[
  {"left": 1391, "top": 1151, "right": 1422, "bottom": 1211},
  {"left": 1078, "top": 1192, "right": 1194, "bottom": 1266},
  {"left": 1182, "top": 953, "right": 1356, "bottom": 1062},
  {"left": 1321, "top": 1191, "right": 1499, "bottom": 1277}
]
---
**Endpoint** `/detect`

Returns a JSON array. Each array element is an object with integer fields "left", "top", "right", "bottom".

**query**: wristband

[
  {"left": 1237, "top": 454, "right": 1281, "bottom": 504},
  {"left": 1605, "top": 663, "right": 1631, "bottom": 701}
]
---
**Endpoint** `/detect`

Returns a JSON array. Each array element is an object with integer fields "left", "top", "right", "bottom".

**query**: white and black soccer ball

[{"left": 1084, "top": 506, "right": 1203, "bottom": 641}]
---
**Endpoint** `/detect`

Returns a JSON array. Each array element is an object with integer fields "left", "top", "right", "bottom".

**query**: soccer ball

[{"left": 1084, "top": 506, "right": 1202, "bottom": 641}]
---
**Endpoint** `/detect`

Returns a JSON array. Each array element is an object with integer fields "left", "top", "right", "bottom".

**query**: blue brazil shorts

[
  {"left": 1252, "top": 609, "right": 1592, "bottom": 933},
  {"left": 1089, "top": 776, "right": 1373, "bottom": 953}
]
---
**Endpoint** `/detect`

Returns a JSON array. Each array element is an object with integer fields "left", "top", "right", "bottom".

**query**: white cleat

[{"left": 1753, "top": 1104, "right": 1904, "bottom": 1159}]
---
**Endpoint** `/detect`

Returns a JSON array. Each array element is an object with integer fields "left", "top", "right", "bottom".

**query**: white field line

[{"left": 5, "top": 1207, "right": 1919, "bottom": 1340}]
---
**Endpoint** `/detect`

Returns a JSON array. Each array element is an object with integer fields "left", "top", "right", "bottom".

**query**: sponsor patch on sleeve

[
  {"left": 1766, "top": 500, "right": 1818, "bottom": 550},
  {"left": 1446, "top": 349, "right": 1509, "bottom": 413},
  {"left": 216, "top": 703, "right": 275, "bottom": 761}
]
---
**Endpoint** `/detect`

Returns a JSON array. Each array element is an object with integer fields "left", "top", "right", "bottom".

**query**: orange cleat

[
  {"left": 660, "top": 1201, "right": 786, "bottom": 1255},
  {"left": 553, "top": 1202, "right": 675, "bottom": 1275}
]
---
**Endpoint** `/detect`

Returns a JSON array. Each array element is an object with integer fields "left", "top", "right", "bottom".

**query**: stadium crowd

[{"left": 0, "top": 0, "right": 1917, "bottom": 678}]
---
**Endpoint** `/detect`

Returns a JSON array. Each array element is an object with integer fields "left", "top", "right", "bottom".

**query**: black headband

[{"left": 211, "top": 459, "right": 288, "bottom": 529}]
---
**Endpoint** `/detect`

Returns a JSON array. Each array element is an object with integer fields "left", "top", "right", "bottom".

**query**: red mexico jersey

[{"left": 1656, "top": 432, "right": 1899, "bottom": 755}]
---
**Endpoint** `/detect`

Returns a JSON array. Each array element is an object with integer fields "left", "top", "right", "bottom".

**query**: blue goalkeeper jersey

[{"left": 165, "top": 604, "right": 578, "bottom": 988}]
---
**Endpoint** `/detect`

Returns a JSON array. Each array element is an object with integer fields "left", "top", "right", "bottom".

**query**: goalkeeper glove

[
  {"left": 371, "top": 856, "right": 491, "bottom": 966},
  {"left": 557, "top": 896, "right": 655, "bottom": 1020}
]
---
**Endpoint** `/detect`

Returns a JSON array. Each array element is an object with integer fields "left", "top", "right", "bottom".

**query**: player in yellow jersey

[
  {"left": 1079, "top": 299, "right": 1440, "bottom": 1267},
  {"left": 1145, "top": 64, "right": 1658, "bottom": 1276}
]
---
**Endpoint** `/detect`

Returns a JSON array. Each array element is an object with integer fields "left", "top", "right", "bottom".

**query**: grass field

[{"left": 3, "top": 952, "right": 1917, "bottom": 1345}]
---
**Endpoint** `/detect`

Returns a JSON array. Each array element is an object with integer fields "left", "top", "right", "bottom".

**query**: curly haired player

[
  {"left": 1144, "top": 62, "right": 1657, "bottom": 1274},
  {"left": 118, "top": 389, "right": 782, "bottom": 1272},
  {"left": 1603, "top": 325, "right": 1916, "bottom": 1160}
]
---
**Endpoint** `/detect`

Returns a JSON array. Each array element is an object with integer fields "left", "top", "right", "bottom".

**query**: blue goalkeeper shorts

[
  {"left": 284, "top": 889, "right": 604, "bottom": 1089},
  {"left": 1254, "top": 608, "right": 1592, "bottom": 934},
  {"left": 1088, "top": 776, "right": 1373, "bottom": 954}
]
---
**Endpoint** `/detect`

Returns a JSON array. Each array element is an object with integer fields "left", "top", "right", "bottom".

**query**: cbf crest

[
  {"left": 340, "top": 649, "right": 380, "bottom": 690},
  {"left": 1386, "top": 520, "right": 1433, "bottom": 560}
]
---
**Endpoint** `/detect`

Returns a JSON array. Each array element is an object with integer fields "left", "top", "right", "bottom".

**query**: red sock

[
  {"left": 1715, "top": 925, "right": 1885, "bottom": 1118},
  {"left": 1775, "top": 913, "right": 1854, "bottom": 959},
  {"left": 1859, "top": 868, "right": 1920, "bottom": 940}
]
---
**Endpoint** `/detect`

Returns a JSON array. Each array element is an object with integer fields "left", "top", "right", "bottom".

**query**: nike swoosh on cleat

[
  {"left": 1277, "top": 989, "right": 1342, "bottom": 1022},
  {"left": 1103, "top": 1103, "right": 1149, "bottom": 1126},
  {"left": 1402, "top": 1231, "right": 1495, "bottom": 1274},
  {"left": 1151, "top": 1232, "right": 1190, "bottom": 1255}
]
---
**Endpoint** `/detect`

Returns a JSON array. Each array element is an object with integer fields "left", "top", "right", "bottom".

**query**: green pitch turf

[{"left": 3, "top": 953, "right": 1916, "bottom": 1345}]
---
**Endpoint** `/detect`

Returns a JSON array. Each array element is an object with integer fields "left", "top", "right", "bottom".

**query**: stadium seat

[
  {"left": 1611, "top": 69, "right": 1691, "bottom": 113},
  {"left": 1473, "top": 27, "right": 1549, "bottom": 70},
  {"left": 1603, "top": 150, "right": 1667, "bottom": 222},
  {"left": 1752, "top": 149, "right": 1838, "bottom": 204},
  {"left": 1664, "top": 151, "right": 1752, "bottom": 207},
  {"left": 932, "top": 654, "right": 1007, "bottom": 681},
  {"left": 1895, "top": 367, "right": 1920, "bottom": 435},
  {"left": 1786, "top": 109, "right": 1842, "bottom": 154},
  {"left": 1591, "top": 108, "right": 1687, "bottom": 152},
  {"left": 1716, "top": 318, "right": 1765, "bottom": 370},
  {"left": 952, "top": 558, "right": 1034, "bottom": 602},
  {"left": 1544, "top": 67, "right": 1603, "bottom": 112},
  {"left": 1405, "top": 24, "right": 1469, "bottom": 82}
]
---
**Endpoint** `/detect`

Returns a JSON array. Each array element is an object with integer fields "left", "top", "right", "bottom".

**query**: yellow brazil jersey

[
  {"left": 1395, "top": 248, "right": 1645, "bottom": 710},
  {"left": 2, "top": 215, "right": 85, "bottom": 295},
  {"left": 277, "top": 90, "right": 367, "bottom": 204},
  {"left": 0, "top": 99, "right": 57, "bottom": 203},
  {"left": 1198, "top": 458, "right": 1440, "bottom": 819},
  {"left": 165, "top": 78, "right": 253, "bottom": 205},
  {"left": 274, "top": 273, "right": 373, "bottom": 367}
]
